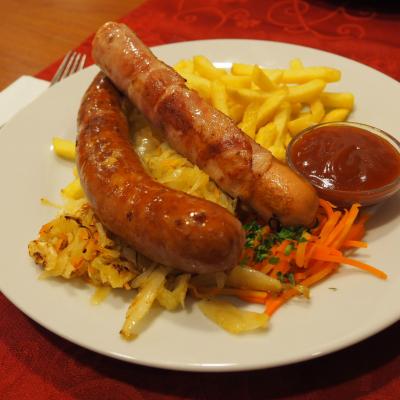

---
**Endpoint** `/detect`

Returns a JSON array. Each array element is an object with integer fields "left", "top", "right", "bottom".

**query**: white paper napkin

[{"left": 0, "top": 76, "right": 49, "bottom": 127}]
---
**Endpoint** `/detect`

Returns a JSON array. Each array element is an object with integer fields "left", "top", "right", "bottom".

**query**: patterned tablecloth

[{"left": 2, "top": 1, "right": 399, "bottom": 399}]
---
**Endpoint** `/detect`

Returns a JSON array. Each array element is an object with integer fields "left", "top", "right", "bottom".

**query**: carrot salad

[{"left": 218, "top": 199, "right": 387, "bottom": 318}]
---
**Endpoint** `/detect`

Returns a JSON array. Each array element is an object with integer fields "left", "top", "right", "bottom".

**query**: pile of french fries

[{"left": 174, "top": 56, "right": 354, "bottom": 160}]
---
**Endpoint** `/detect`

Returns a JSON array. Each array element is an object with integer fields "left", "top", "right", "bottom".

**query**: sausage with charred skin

[
  {"left": 76, "top": 73, "right": 245, "bottom": 274},
  {"left": 92, "top": 22, "right": 319, "bottom": 226}
]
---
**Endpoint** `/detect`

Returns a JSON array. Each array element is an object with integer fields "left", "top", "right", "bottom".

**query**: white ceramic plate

[{"left": 1, "top": 40, "right": 399, "bottom": 372}]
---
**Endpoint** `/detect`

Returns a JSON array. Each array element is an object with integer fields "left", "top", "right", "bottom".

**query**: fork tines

[{"left": 50, "top": 51, "right": 86, "bottom": 86}]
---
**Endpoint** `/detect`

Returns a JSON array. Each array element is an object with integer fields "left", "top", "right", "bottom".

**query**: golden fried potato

[
  {"left": 173, "top": 56, "right": 354, "bottom": 163},
  {"left": 52, "top": 137, "right": 76, "bottom": 160}
]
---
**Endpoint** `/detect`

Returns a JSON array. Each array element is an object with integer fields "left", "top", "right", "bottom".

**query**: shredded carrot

[
  {"left": 344, "top": 215, "right": 369, "bottom": 242},
  {"left": 265, "top": 297, "right": 285, "bottom": 316},
  {"left": 277, "top": 239, "right": 290, "bottom": 253},
  {"left": 234, "top": 199, "right": 388, "bottom": 319},
  {"left": 312, "top": 245, "right": 343, "bottom": 258},
  {"left": 265, "top": 287, "right": 298, "bottom": 316},
  {"left": 260, "top": 262, "right": 275, "bottom": 274},
  {"left": 269, "top": 259, "right": 289, "bottom": 278},
  {"left": 330, "top": 204, "right": 360, "bottom": 248},
  {"left": 318, "top": 211, "right": 341, "bottom": 242},
  {"left": 301, "top": 264, "right": 337, "bottom": 286},
  {"left": 311, "top": 254, "right": 387, "bottom": 279},
  {"left": 342, "top": 240, "right": 368, "bottom": 248},
  {"left": 295, "top": 232, "right": 310, "bottom": 267},
  {"left": 219, "top": 288, "right": 268, "bottom": 300},
  {"left": 294, "top": 272, "right": 308, "bottom": 281},
  {"left": 319, "top": 199, "right": 336, "bottom": 217},
  {"left": 324, "top": 209, "right": 349, "bottom": 247},
  {"left": 224, "top": 199, "right": 387, "bottom": 321}
]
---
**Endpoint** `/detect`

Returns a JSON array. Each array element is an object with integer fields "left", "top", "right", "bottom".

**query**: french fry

[
  {"left": 287, "top": 114, "right": 314, "bottom": 136},
  {"left": 252, "top": 65, "right": 275, "bottom": 91},
  {"left": 310, "top": 99, "right": 325, "bottom": 123},
  {"left": 232, "top": 63, "right": 283, "bottom": 85},
  {"left": 268, "top": 141, "right": 286, "bottom": 161},
  {"left": 256, "top": 90, "right": 287, "bottom": 130},
  {"left": 181, "top": 72, "right": 211, "bottom": 99},
  {"left": 320, "top": 92, "right": 354, "bottom": 110},
  {"left": 176, "top": 55, "right": 354, "bottom": 166},
  {"left": 268, "top": 106, "right": 290, "bottom": 161},
  {"left": 228, "top": 87, "right": 270, "bottom": 105},
  {"left": 322, "top": 108, "right": 350, "bottom": 123},
  {"left": 255, "top": 122, "right": 278, "bottom": 149},
  {"left": 284, "top": 131, "right": 293, "bottom": 147},
  {"left": 238, "top": 101, "right": 260, "bottom": 138},
  {"left": 194, "top": 55, "right": 225, "bottom": 80},
  {"left": 228, "top": 103, "right": 245, "bottom": 123},
  {"left": 220, "top": 75, "right": 251, "bottom": 89},
  {"left": 290, "top": 58, "right": 304, "bottom": 69},
  {"left": 273, "top": 102, "right": 291, "bottom": 135},
  {"left": 52, "top": 137, "right": 76, "bottom": 161},
  {"left": 231, "top": 63, "right": 255, "bottom": 76},
  {"left": 173, "top": 59, "right": 194, "bottom": 75},
  {"left": 290, "top": 102, "right": 303, "bottom": 118},
  {"left": 211, "top": 80, "right": 229, "bottom": 115},
  {"left": 268, "top": 70, "right": 284, "bottom": 85},
  {"left": 281, "top": 67, "right": 341, "bottom": 84},
  {"left": 287, "top": 79, "right": 326, "bottom": 103}
]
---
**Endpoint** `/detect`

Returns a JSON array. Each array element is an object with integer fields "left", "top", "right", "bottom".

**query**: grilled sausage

[
  {"left": 92, "top": 22, "right": 319, "bottom": 226},
  {"left": 76, "top": 73, "right": 245, "bottom": 274}
]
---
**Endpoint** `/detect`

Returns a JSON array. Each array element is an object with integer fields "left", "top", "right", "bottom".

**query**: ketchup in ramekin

[{"left": 286, "top": 122, "right": 400, "bottom": 207}]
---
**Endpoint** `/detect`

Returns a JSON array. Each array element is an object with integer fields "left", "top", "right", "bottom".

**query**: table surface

[
  {"left": 0, "top": 0, "right": 144, "bottom": 90},
  {"left": 1, "top": 0, "right": 399, "bottom": 399}
]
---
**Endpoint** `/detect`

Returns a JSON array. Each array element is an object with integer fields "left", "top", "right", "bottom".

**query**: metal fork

[{"left": 50, "top": 51, "right": 86, "bottom": 86}]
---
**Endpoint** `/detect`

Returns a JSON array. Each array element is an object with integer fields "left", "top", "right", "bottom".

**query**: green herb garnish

[
  {"left": 284, "top": 243, "right": 294, "bottom": 256},
  {"left": 268, "top": 256, "right": 280, "bottom": 265},
  {"left": 277, "top": 271, "right": 296, "bottom": 286}
]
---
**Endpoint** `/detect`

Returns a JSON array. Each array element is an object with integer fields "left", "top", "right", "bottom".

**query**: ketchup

[{"left": 289, "top": 123, "right": 400, "bottom": 205}]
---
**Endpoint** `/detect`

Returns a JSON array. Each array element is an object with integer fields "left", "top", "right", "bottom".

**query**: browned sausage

[
  {"left": 76, "top": 73, "right": 245, "bottom": 274},
  {"left": 92, "top": 22, "right": 319, "bottom": 226}
]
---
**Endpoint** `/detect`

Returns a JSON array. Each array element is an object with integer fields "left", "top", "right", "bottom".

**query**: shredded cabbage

[{"left": 130, "top": 111, "right": 236, "bottom": 214}]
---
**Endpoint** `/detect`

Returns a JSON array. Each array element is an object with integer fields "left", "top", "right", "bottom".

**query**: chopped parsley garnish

[
  {"left": 243, "top": 221, "right": 309, "bottom": 271},
  {"left": 243, "top": 221, "right": 261, "bottom": 232},
  {"left": 243, "top": 221, "right": 262, "bottom": 248},
  {"left": 254, "top": 244, "right": 269, "bottom": 262},
  {"left": 284, "top": 243, "right": 294, "bottom": 256},
  {"left": 277, "top": 271, "right": 296, "bottom": 286},
  {"left": 287, "top": 272, "right": 296, "bottom": 286},
  {"left": 277, "top": 226, "right": 306, "bottom": 242},
  {"left": 241, "top": 222, "right": 305, "bottom": 289},
  {"left": 268, "top": 256, "right": 280, "bottom": 265}
]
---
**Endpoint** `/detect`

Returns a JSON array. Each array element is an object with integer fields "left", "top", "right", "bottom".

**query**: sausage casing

[
  {"left": 92, "top": 22, "right": 319, "bottom": 226},
  {"left": 77, "top": 73, "right": 245, "bottom": 274}
]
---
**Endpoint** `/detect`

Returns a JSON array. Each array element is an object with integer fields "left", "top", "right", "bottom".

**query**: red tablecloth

[{"left": 2, "top": 0, "right": 399, "bottom": 399}]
